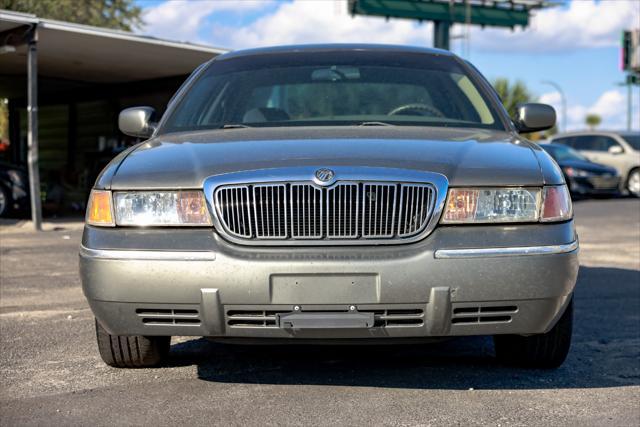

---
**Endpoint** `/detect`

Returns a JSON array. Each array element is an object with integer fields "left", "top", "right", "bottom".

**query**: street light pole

[{"left": 541, "top": 80, "right": 567, "bottom": 133}]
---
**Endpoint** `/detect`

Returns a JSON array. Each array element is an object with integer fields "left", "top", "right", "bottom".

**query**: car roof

[
  {"left": 551, "top": 130, "right": 639, "bottom": 138},
  {"left": 216, "top": 43, "right": 453, "bottom": 61}
]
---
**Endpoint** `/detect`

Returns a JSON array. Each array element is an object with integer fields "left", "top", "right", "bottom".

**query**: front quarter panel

[
  {"left": 529, "top": 142, "right": 566, "bottom": 185},
  {"left": 93, "top": 143, "right": 145, "bottom": 190}
]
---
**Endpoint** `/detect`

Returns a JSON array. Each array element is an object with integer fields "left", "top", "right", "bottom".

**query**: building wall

[{"left": 6, "top": 75, "right": 187, "bottom": 215}]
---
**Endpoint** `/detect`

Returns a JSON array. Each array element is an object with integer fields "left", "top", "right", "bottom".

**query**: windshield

[
  {"left": 543, "top": 144, "right": 589, "bottom": 162},
  {"left": 621, "top": 134, "right": 640, "bottom": 150},
  {"left": 160, "top": 51, "right": 503, "bottom": 134}
]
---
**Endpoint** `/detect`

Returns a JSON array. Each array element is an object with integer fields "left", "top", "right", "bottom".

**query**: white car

[{"left": 550, "top": 131, "right": 640, "bottom": 197}]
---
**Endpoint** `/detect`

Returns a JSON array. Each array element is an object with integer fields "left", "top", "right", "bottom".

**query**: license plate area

[
  {"left": 277, "top": 311, "right": 375, "bottom": 329},
  {"left": 270, "top": 274, "right": 379, "bottom": 304}
]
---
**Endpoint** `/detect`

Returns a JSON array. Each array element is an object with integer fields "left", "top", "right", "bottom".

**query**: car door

[{"left": 572, "top": 135, "right": 625, "bottom": 173}]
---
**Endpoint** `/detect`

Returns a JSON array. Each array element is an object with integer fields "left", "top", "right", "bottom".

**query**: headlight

[
  {"left": 564, "top": 167, "right": 592, "bottom": 178},
  {"left": 114, "top": 191, "right": 212, "bottom": 226},
  {"left": 86, "top": 190, "right": 212, "bottom": 227},
  {"left": 441, "top": 185, "right": 572, "bottom": 224}
]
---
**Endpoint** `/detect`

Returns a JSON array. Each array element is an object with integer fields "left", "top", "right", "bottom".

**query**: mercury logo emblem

[{"left": 315, "top": 168, "right": 335, "bottom": 182}]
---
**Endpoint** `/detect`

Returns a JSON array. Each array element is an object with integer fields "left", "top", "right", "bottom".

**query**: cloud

[
  {"left": 211, "top": 0, "right": 433, "bottom": 48},
  {"left": 199, "top": 0, "right": 638, "bottom": 53},
  {"left": 539, "top": 89, "right": 638, "bottom": 131},
  {"left": 142, "top": 0, "right": 273, "bottom": 44},
  {"left": 470, "top": 0, "right": 640, "bottom": 52}
]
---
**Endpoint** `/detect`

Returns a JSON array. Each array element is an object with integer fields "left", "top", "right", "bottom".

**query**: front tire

[
  {"left": 95, "top": 318, "right": 170, "bottom": 368},
  {"left": 0, "top": 185, "right": 9, "bottom": 217},
  {"left": 626, "top": 169, "right": 640, "bottom": 198},
  {"left": 494, "top": 298, "right": 573, "bottom": 369}
]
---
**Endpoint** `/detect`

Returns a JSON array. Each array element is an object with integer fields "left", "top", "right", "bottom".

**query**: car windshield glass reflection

[
  {"left": 160, "top": 53, "right": 503, "bottom": 133},
  {"left": 621, "top": 135, "right": 640, "bottom": 150}
]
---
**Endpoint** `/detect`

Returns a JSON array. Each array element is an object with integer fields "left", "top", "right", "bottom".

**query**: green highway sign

[{"left": 349, "top": 0, "right": 540, "bottom": 29}]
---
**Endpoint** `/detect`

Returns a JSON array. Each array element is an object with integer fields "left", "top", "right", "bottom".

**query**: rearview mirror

[
  {"left": 119, "top": 106, "right": 157, "bottom": 138},
  {"left": 311, "top": 66, "right": 361, "bottom": 81},
  {"left": 514, "top": 103, "right": 556, "bottom": 133},
  {"left": 608, "top": 145, "right": 624, "bottom": 155}
]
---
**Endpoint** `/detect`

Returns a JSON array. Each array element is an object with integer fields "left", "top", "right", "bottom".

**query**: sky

[{"left": 136, "top": 0, "right": 640, "bottom": 131}]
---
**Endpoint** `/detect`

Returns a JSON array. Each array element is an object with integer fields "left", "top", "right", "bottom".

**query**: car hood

[{"left": 109, "top": 126, "right": 546, "bottom": 189}]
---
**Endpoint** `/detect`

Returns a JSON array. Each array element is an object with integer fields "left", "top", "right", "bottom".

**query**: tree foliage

[
  {"left": 0, "top": 0, "right": 143, "bottom": 31},
  {"left": 492, "top": 78, "right": 533, "bottom": 118},
  {"left": 585, "top": 113, "right": 601, "bottom": 130}
]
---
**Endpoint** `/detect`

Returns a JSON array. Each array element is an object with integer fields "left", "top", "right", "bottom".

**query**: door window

[{"left": 572, "top": 135, "right": 620, "bottom": 152}]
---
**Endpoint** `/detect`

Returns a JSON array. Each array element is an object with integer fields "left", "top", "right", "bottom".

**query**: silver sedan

[{"left": 80, "top": 44, "right": 578, "bottom": 369}]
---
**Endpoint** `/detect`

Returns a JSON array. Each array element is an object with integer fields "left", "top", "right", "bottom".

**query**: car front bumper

[
  {"left": 568, "top": 175, "right": 620, "bottom": 195},
  {"left": 80, "top": 222, "right": 579, "bottom": 340}
]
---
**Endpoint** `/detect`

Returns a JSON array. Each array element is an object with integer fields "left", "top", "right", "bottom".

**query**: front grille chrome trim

[
  {"left": 204, "top": 167, "right": 449, "bottom": 246},
  {"left": 434, "top": 240, "right": 579, "bottom": 259}
]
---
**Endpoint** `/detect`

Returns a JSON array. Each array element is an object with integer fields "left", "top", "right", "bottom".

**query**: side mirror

[
  {"left": 514, "top": 103, "right": 556, "bottom": 133},
  {"left": 608, "top": 145, "right": 624, "bottom": 155},
  {"left": 118, "top": 106, "right": 157, "bottom": 138}
]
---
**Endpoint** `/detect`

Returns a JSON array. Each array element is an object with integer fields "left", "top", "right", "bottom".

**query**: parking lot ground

[{"left": 1, "top": 199, "right": 639, "bottom": 426}]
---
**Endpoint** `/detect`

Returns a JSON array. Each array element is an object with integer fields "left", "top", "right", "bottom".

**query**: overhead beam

[{"left": 349, "top": 0, "right": 533, "bottom": 28}]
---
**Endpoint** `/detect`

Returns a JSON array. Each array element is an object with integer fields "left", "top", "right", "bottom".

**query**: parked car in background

[
  {"left": 550, "top": 131, "right": 640, "bottom": 197},
  {"left": 0, "top": 161, "right": 29, "bottom": 217},
  {"left": 81, "top": 44, "right": 578, "bottom": 370},
  {"left": 540, "top": 143, "right": 620, "bottom": 197}
]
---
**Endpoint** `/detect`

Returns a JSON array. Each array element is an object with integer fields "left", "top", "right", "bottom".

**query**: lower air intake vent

[
  {"left": 451, "top": 305, "right": 517, "bottom": 325},
  {"left": 226, "top": 310, "right": 289, "bottom": 327},
  {"left": 359, "top": 308, "right": 424, "bottom": 327},
  {"left": 136, "top": 308, "right": 201, "bottom": 326},
  {"left": 226, "top": 307, "right": 424, "bottom": 328}
]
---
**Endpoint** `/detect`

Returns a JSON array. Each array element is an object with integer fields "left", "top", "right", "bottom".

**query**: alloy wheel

[{"left": 628, "top": 170, "right": 640, "bottom": 197}]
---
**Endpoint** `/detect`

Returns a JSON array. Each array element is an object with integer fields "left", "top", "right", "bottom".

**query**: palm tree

[
  {"left": 585, "top": 114, "right": 601, "bottom": 130},
  {"left": 492, "top": 78, "right": 533, "bottom": 118}
]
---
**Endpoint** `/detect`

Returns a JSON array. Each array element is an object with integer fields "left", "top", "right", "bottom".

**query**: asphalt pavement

[{"left": 1, "top": 199, "right": 639, "bottom": 426}]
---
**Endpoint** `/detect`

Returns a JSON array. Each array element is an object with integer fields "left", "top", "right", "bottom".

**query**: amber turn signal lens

[
  {"left": 442, "top": 189, "right": 479, "bottom": 222},
  {"left": 86, "top": 190, "right": 115, "bottom": 226}
]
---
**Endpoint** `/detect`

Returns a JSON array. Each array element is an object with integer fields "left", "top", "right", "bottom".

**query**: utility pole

[
  {"left": 621, "top": 29, "right": 639, "bottom": 131},
  {"left": 433, "top": 20, "right": 450, "bottom": 50},
  {"left": 627, "top": 74, "right": 633, "bottom": 131},
  {"left": 27, "top": 26, "right": 42, "bottom": 231}
]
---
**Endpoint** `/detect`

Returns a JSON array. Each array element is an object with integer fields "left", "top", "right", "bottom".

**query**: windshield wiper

[
  {"left": 220, "top": 124, "right": 251, "bottom": 129},
  {"left": 357, "top": 121, "right": 395, "bottom": 127}
]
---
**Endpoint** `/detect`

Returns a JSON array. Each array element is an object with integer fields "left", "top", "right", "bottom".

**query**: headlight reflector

[
  {"left": 114, "top": 191, "right": 211, "bottom": 226},
  {"left": 442, "top": 187, "right": 540, "bottom": 223}
]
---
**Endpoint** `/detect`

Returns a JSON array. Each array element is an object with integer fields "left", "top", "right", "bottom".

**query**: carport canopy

[{"left": 0, "top": 10, "right": 228, "bottom": 229}]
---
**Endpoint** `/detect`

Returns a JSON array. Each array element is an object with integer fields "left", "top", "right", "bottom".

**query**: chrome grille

[
  {"left": 327, "top": 183, "right": 358, "bottom": 238},
  {"left": 253, "top": 184, "right": 287, "bottom": 239},
  {"left": 214, "top": 181, "right": 435, "bottom": 243},
  {"left": 398, "top": 184, "right": 431, "bottom": 237},
  {"left": 291, "top": 184, "right": 323, "bottom": 238},
  {"left": 215, "top": 186, "right": 252, "bottom": 238},
  {"left": 362, "top": 183, "right": 396, "bottom": 238}
]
